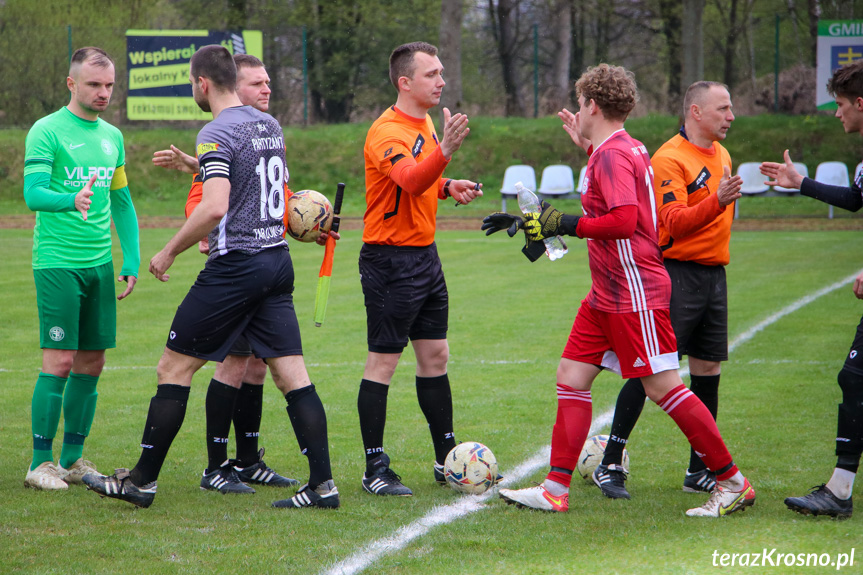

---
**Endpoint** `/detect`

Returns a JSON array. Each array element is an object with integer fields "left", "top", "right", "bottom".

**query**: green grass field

[{"left": 1, "top": 227, "right": 861, "bottom": 574}]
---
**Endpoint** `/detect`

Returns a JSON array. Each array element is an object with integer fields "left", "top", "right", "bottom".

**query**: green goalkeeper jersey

[{"left": 24, "top": 107, "right": 127, "bottom": 269}]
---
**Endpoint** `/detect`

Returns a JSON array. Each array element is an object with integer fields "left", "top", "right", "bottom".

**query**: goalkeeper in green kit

[{"left": 22, "top": 47, "right": 140, "bottom": 490}]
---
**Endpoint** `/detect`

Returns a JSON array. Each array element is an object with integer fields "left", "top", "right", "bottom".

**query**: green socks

[
  {"left": 59, "top": 373, "right": 99, "bottom": 469},
  {"left": 30, "top": 373, "right": 67, "bottom": 470}
]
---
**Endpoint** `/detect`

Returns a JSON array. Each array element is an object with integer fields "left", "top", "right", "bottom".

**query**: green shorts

[{"left": 34, "top": 262, "right": 117, "bottom": 350}]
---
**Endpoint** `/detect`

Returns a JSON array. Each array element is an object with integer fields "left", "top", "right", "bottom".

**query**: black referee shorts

[
  {"left": 359, "top": 242, "right": 448, "bottom": 354},
  {"left": 166, "top": 247, "right": 302, "bottom": 362},
  {"left": 665, "top": 258, "right": 728, "bottom": 362}
]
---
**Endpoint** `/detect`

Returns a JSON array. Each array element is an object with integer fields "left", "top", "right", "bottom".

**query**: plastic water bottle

[{"left": 516, "top": 181, "right": 568, "bottom": 261}]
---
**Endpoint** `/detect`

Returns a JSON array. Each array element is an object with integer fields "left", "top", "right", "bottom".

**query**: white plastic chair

[
  {"left": 537, "top": 165, "right": 576, "bottom": 200},
  {"left": 737, "top": 162, "right": 769, "bottom": 195},
  {"left": 815, "top": 161, "right": 850, "bottom": 219},
  {"left": 576, "top": 165, "right": 588, "bottom": 194},
  {"left": 773, "top": 162, "right": 809, "bottom": 194},
  {"left": 734, "top": 162, "right": 769, "bottom": 218},
  {"left": 500, "top": 165, "right": 537, "bottom": 212}
]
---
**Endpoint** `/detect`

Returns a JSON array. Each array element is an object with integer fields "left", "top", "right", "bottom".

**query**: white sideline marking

[
  {"left": 320, "top": 270, "right": 862, "bottom": 575},
  {"left": 321, "top": 410, "right": 615, "bottom": 575}
]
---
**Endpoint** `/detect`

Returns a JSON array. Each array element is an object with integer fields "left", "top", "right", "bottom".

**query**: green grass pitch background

[{"left": 0, "top": 227, "right": 861, "bottom": 574}]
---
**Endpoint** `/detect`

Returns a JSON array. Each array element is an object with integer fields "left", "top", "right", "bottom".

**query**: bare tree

[
  {"left": 489, "top": 0, "right": 526, "bottom": 116},
  {"left": 807, "top": 0, "right": 820, "bottom": 66},
  {"left": 658, "top": 0, "right": 683, "bottom": 109},
  {"left": 681, "top": 0, "right": 705, "bottom": 88},
  {"left": 439, "top": 0, "right": 464, "bottom": 114},
  {"left": 548, "top": 0, "right": 572, "bottom": 111},
  {"left": 712, "top": 0, "right": 757, "bottom": 88}
]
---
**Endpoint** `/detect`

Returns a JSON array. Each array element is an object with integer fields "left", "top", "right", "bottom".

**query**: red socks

[
  {"left": 657, "top": 385, "right": 737, "bottom": 480},
  {"left": 547, "top": 384, "right": 592, "bottom": 487}
]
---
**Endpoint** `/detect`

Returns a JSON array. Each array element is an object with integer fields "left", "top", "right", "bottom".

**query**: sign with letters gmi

[
  {"left": 126, "top": 29, "right": 263, "bottom": 120},
  {"left": 817, "top": 21, "right": 863, "bottom": 110}
]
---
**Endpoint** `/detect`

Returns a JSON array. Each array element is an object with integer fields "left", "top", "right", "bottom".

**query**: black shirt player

[{"left": 83, "top": 45, "right": 339, "bottom": 510}]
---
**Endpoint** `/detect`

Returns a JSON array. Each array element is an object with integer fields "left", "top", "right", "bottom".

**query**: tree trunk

[
  {"left": 681, "top": 0, "right": 705, "bottom": 89},
  {"left": 659, "top": 0, "right": 683, "bottom": 113},
  {"left": 548, "top": 0, "right": 572, "bottom": 111},
  {"left": 491, "top": 0, "right": 526, "bottom": 116},
  {"left": 723, "top": 0, "right": 739, "bottom": 87},
  {"left": 746, "top": 9, "right": 758, "bottom": 96},
  {"left": 439, "top": 0, "right": 464, "bottom": 115},
  {"left": 786, "top": 0, "right": 804, "bottom": 64},
  {"left": 807, "top": 0, "right": 820, "bottom": 66},
  {"left": 571, "top": 0, "right": 585, "bottom": 81}
]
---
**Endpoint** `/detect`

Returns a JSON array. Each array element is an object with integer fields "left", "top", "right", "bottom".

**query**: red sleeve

[
  {"left": 576, "top": 204, "right": 638, "bottom": 240},
  {"left": 387, "top": 146, "right": 450, "bottom": 197},
  {"left": 184, "top": 174, "right": 203, "bottom": 218}
]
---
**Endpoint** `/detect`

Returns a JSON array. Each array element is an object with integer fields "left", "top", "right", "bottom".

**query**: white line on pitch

[
  {"left": 319, "top": 269, "right": 862, "bottom": 575},
  {"left": 321, "top": 410, "right": 615, "bottom": 575}
]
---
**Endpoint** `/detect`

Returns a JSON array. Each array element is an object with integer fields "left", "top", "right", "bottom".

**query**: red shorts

[{"left": 562, "top": 300, "right": 679, "bottom": 379}]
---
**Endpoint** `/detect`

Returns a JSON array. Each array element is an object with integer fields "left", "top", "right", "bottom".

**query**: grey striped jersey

[{"left": 196, "top": 105, "right": 289, "bottom": 259}]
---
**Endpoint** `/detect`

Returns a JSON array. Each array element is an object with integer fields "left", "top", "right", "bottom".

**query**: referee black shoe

[
  {"left": 683, "top": 468, "right": 717, "bottom": 493},
  {"left": 362, "top": 453, "right": 413, "bottom": 496},
  {"left": 235, "top": 448, "right": 299, "bottom": 488},
  {"left": 592, "top": 463, "right": 630, "bottom": 499},
  {"left": 272, "top": 480, "right": 340, "bottom": 509},
  {"left": 785, "top": 485, "right": 853, "bottom": 519},
  {"left": 200, "top": 461, "right": 256, "bottom": 494},
  {"left": 82, "top": 468, "right": 157, "bottom": 508}
]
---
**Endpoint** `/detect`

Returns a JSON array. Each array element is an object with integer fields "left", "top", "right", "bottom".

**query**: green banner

[{"left": 126, "top": 30, "right": 263, "bottom": 121}]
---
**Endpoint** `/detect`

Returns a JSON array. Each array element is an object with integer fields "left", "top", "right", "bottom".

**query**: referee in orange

[
  {"left": 357, "top": 41, "right": 482, "bottom": 496},
  {"left": 595, "top": 81, "right": 743, "bottom": 500}
]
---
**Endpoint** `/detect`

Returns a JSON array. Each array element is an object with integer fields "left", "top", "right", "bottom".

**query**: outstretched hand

[
  {"left": 760, "top": 149, "right": 804, "bottom": 190},
  {"left": 481, "top": 212, "right": 523, "bottom": 237},
  {"left": 559, "top": 108, "right": 591, "bottom": 152},
  {"left": 439, "top": 107, "right": 470, "bottom": 159},
  {"left": 152, "top": 145, "right": 199, "bottom": 174},
  {"left": 149, "top": 248, "right": 175, "bottom": 282},
  {"left": 716, "top": 166, "right": 743, "bottom": 206},
  {"left": 117, "top": 275, "right": 137, "bottom": 300},
  {"left": 76, "top": 174, "right": 96, "bottom": 221},
  {"left": 523, "top": 200, "right": 564, "bottom": 241}
]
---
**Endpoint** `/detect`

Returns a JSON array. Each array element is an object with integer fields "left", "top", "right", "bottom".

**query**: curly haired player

[{"left": 487, "top": 64, "right": 755, "bottom": 517}]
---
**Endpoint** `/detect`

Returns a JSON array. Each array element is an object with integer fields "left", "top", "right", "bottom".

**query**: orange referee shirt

[
  {"left": 363, "top": 106, "right": 450, "bottom": 246},
  {"left": 654, "top": 132, "right": 734, "bottom": 266}
]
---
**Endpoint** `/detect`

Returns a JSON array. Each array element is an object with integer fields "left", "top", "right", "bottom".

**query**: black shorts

[
  {"left": 665, "top": 258, "right": 728, "bottom": 362},
  {"left": 228, "top": 334, "right": 254, "bottom": 357},
  {"left": 842, "top": 313, "right": 863, "bottom": 375},
  {"left": 359, "top": 242, "right": 448, "bottom": 354},
  {"left": 166, "top": 247, "right": 302, "bottom": 362}
]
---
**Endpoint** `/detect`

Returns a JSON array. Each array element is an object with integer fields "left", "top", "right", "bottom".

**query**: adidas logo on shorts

[{"left": 632, "top": 357, "right": 646, "bottom": 368}]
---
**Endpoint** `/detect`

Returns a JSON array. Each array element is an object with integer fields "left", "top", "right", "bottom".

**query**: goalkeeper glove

[
  {"left": 521, "top": 238, "right": 547, "bottom": 262},
  {"left": 523, "top": 200, "right": 581, "bottom": 241},
  {"left": 481, "top": 212, "right": 524, "bottom": 237}
]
